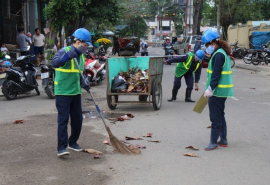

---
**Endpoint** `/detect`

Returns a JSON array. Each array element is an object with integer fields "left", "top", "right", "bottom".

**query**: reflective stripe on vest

[{"left": 207, "top": 69, "right": 232, "bottom": 75}]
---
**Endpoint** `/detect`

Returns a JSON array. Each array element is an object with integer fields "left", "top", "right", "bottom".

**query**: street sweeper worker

[
  {"left": 164, "top": 49, "right": 205, "bottom": 102},
  {"left": 202, "top": 29, "right": 234, "bottom": 151},
  {"left": 52, "top": 28, "right": 92, "bottom": 157}
]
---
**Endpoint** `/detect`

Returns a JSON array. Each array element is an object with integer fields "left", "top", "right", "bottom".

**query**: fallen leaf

[
  {"left": 185, "top": 146, "right": 199, "bottom": 150},
  {"left": 14, "top": 120, "right": 25, "bottom": 124},
  {"left": 127, "top": 145, "right": 141, "bottom": 154},
  {"left": 126, "top": 113, "right": 134, "bottom": 118},
  {"left": 117, "top": 117, "right": 125, "bottom": 121},
  {"left": 109, "top": 167, "right": 113, "bottom": 169},
  {"left": 103, "top": 140, "right": 112, "bottom": 146},
  {"left": 120, "top": 140, "right": 130, "bottom": 144},
  {"left": 147, "top": 140, "right": 161, "bottom": 143},
  {"left": 142, "top": 133, "right": 153, "bottom": 137},
  {"left": 250, "top": 88, "right": 256, "bottom": 90},
  {"left": 125, "top": 136, "right": 143, "bottom": 140},
  {"left": 83, "top": 149, "right": 103, "bottom": 155},
  {"left": 207, "top": 126, "right": 212, "bottom": 128},
  {"left": 136, "top": 144, "right": 146, "bottom": 149},
  {"left": 183, "top": 153, "right": 199, "bottom": 157},
  {"left": 94, "top": 155, "right": 101, "bottom": 159}
]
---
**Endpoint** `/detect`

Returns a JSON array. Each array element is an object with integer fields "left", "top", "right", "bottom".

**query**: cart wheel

[
  {"left": 107, "top": 93, "right": 118, "bottom": 110},
  {"left": 152, "top": 79, "right": 162, "bottom": 110},
  {"left": 139, "top": 95, "right": 148, "bottom": 102}
]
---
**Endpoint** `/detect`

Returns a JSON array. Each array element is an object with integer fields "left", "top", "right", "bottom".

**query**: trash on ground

[
  {"left": 185, "top": 146, "right": 199, "bottom": 150},
  {"left": 120, "top": 115, "right": 130, "bottom": 120},
  {"left": 136, "top": 144, "right": 146, "bottom": 149},
  {"left": 14, "top": 120, "right": 25, "bottom": 124},
  {"left": 183, "top": 153, "right": 199, "bottom": 157},
  {"left": 127, "top": 144, "right": 142, "bottom": 154},
  {"left": 250, "top": 88, "right": 256, "bottom": 89},
  {"left": 125, "top": 136, "right": 143, "bottom": 140},
  {"left": 83, "top": 149, "right": 103, "bottom": 155},
  {"left": 207, "top": 126, "right": 212, "bottom": 128},
  {"left": 107, "top": 114, "right": 134, "bottom": 122},
  {"left": 147, "top": 140, "right": 161, "bottom": 143},
  {"left": 120, "top": 140, "right": 130, "bottom": 144},
  {"left": 94, "top": 155, "right": 101, "bottom": 159},
  {"left": 126, "top": 113, "right": 134, "bottom": 118},
  {"left": 103, "top": 140, "right": 112, "bottom": 146},
  {"left": 142, "top": 133, "right": 153, "bottom": 137}
]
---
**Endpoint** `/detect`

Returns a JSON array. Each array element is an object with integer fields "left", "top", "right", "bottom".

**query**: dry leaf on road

[
  {"left": 142, "top": 133, "right": 153, "bottom": 137},
  {"left": 125, "top": 136, "right": 143, "bottom": 140},
  {"left": 83, "top": 149, "right": 103, "bottom": 155},
  {"left": 94, "top": 155, "right": 101, "bottom": 159},
  {"left": 185, "top": 146, "right": 199, "bottom": 150},
  {"left": 14, "top": 120, "right": 25, "bottom": 124},
  {"left": 103, "top": 140, "right": 112, "bottom": 146},
  {"left": 120, "top": 140, "right": 130, "bottom": 144},
  {"left": 136, "top": 144, "right": 146, "bottom": 149},
  {"left": 250, "top": 88, "right": 256, "bottom": 90},
  {"left": 147, "top": 140, "right": 161, "bottom": 143},
  {"left": 207, "top": 126, "right": 212, "bottom": 128},
  {"left": 126, "top": 113, "right": 134, "bottom": 118},
  {"left": 183, "top": 153, "right": 199, "bottom": 157},
  {"left": 128, "top": 145, "right": 141, "bottom": 154}
]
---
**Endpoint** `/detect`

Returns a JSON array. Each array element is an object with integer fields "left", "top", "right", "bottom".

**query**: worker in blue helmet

[
  {"left": 202, "top": 29, "right": 234, "bottom": 151},
  {"left": 164, "top": 49, "right": 205, "bottom": 102},
  {"left": 51, "top": 28, "right": 92, "bottom": 157}
]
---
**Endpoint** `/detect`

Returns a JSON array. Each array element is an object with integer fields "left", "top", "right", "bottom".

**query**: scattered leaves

[
  {"left": 142, "top": 133, "right": 153, "bottom": 137},
  {"left": 185, "top": 146, "right": 199, "bottom": 150},
  {"left": 83, "top": 149, "right": 103, "bottom": 155},
  {"left": 14, "top": 120, "right": 25, "bottom": 124},
  {"left": 183, "top": 153, "right": 199, "bottom": 157},
  {"left": 147, "top": 140, "right": 161, "bottom": 143},
  {"left": 207, "top": 126, "right": 212, "bottom": 128},
  {"left": 136, "top": 144, "right": 146, "bottom": 149},
  {"left": 94, "top": 155, "right": 101, "bottom": 159},
  {"left": 103, "top": 140, "right": 112, "bottom": 146},
  {"left": 125, "top": 136, "right": 143, "bottom": 140}
]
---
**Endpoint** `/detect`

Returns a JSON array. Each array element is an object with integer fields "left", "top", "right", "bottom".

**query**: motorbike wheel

[
  {"left": 2, "top": 80, "right": 18, "bottom": 100},
  {"left": 231, "top": 59, "right": 235, "bottom": 68},
  {"left": 263, "top": 55, "right": 269, "bottom": 65},
  {"left": 243, "top": 53, "right": 252, "bottom": 64},
  {"left": 45, "top": 79, "right": 55, "bottom": 99},
  {"left": 251, "top": 57, "right": 260, "bottom": 65},
  {"left": 35, "top": 87, "right": 40, "bottom": 95}
]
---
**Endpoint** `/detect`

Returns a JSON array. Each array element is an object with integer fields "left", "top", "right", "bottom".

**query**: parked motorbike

[
  {"left": 263, "top": 46, "right": 270, "bottom": 65},
  {"left": 84, "top": 52, "right": 106, "bottom": 85},
  {"left": 242, "top": 48, "right": 254, "bottom": 64},
  {"left": 1, "top": 55, "right": 40, "bottom": 100},
  {"left": 40, "top": 64, "right": 55, "bottom": 99},
  {"left": 251, "top": 46, "right": 267, "bottom": 65},
  {"left": 229, "top": 40, "right": 244, "bottom": 59}
]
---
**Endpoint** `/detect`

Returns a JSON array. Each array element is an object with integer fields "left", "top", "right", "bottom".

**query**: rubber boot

[
  {"left": 185, "top": 89, "right": 195, "bottom": 102},
  {"left": 168, "top": 89, "right": 178, "bottom": 102},
  {"left": 205, "top": 129, "right": 220, "bottom": 151},
  {"left": 218, "top": 124, "right": 228, "bottom": 147}
]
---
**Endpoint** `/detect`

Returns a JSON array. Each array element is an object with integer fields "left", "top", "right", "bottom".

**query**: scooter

[
  {"left": 229, "top": 40, "right": 244, "bottom": 59},
  {"left": 1, "top": 55, "right": 40, "bottom": 100},
  {"left": 40, "top": 64, "right": 55, "bottom": 99},
  {"left": 84, "top": 52, "right": 106, "bottom": 85}
]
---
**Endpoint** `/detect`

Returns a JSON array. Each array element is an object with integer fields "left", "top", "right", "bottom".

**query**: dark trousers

[
  {"left": 208, "top": 96, "right": 227, "bottom": 130},
  {"left": 141, "top": 52, "right": 148, "bottom": 56},
  {"left": 173, "top": 72, "right": 194, "bottom": 90},
  {"left": 56, "top": 94, "right": 83, "bottom": 151},
  {"left": 21, "top": 51, "right": 29, "bottom": 56}
]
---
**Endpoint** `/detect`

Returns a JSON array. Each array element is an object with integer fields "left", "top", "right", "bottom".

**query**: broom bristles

[{"left": 106, "top": 126, "right": 141, "bottom": 155}]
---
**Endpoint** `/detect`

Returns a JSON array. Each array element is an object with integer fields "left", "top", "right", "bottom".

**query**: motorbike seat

[{"left": 10, "top": 67, "right": 23, "bottom": 72}]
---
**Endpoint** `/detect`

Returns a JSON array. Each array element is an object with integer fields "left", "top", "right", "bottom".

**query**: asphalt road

[{"left": 0, "top": 47, "right": 270, "bottom": 185}]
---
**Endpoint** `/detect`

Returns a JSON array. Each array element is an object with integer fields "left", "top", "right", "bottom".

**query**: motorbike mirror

[{"left": 5, "top": 55, "right": 11, "bottom": 59}]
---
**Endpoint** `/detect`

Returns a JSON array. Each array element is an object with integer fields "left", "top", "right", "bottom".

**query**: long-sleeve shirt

[
  {"left": 167, "top": 54, "right": 202, "bottom": 83},
  {"left": 194, "top": 41, "right": 201, "bottom": 53},
  {"left": 209, "top": 47, "right": 225, "bottom": 90}
]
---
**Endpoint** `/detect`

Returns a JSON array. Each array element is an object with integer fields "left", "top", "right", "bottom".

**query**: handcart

[{"left": 106, "top": 56, "right": 163, "bottom": 110}]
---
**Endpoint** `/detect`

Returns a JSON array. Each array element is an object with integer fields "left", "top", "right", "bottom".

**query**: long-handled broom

[{"left": 74, "top": 58, "right": 140, "bottom": 155}]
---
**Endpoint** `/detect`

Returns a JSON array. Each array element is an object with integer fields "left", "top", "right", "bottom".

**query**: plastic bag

[{"left": 111, "top": 76, "right": 128, "bottom": 93}]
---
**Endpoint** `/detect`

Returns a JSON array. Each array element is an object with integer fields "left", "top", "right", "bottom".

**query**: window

[{"left": 162, "top": 26, "right": 171, "bottom": 31}]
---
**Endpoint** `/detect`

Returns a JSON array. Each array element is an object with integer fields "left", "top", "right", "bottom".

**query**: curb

[{"left": 235, "top": 63, "right": 270, "bottom": 74}]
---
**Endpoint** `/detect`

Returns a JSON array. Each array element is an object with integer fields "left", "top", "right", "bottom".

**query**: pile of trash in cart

[{"left": 111, "top": 67, "right": 149, "bottom": 93}]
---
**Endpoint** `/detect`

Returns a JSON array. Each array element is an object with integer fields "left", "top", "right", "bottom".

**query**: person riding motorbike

[
  {"left": 164, "top": 37, "right": 174, "bottom": 61},
  {"left": 51, "top": 28, "right": 91, "bottom": 157},
  {"left": 202, "top": 29, "right": 234, "bottom": 151},
  {"left": 164, "top": 50, "right": 205, "bottom": 102}
]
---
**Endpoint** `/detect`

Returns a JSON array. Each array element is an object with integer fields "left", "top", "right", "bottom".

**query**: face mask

[
  {"left": 78, "top": 45, "right": 87, "bottom": 54},
  {"left": 206, "top": 45, "right": 215, "bottom": 55}
]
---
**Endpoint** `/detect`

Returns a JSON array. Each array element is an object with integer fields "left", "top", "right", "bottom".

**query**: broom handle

[{"left": 73, "top": 58, "right": 108, "bottom": 128}]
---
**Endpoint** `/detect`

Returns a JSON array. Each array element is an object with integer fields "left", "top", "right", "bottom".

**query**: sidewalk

[{"left": 234, "top": 59, "right": 270, "bottom": 75}]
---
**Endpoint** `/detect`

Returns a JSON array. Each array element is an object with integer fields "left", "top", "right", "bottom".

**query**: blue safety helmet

[
  {"left": 202, "top": 29, "right": 220, "bottom": 44},
  {"left": 195, "top": 50, "right": 205, "bottom": 61},
  {"left": 72, "top": 28, "right": 92, "bottom": 46}
]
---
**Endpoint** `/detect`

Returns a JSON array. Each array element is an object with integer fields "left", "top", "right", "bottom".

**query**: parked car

[{"left": 173, "top": 35, "right": 206, "bottom": 55}]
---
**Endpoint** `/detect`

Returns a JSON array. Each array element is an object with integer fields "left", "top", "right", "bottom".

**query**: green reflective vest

[
  {"left": 175, "top": 52, "right": 201, "bottom": 77},
  {"left": 206, "top": 48, "right": 234, "bottom": 97},
  {"left": 54, "top": 46, "right": 85, "bottom": 95}
]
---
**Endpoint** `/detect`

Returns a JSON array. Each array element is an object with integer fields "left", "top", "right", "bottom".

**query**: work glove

[
  {"left": 67, "top": 47, "right": 78, "bottom": 59},
  {"left": 81, "top": 75, "right": 90, "bottom": 93},
  {"left": 204, "top": 86, "right": 213, "bottom": 98},
  {"left": 195, "top": 83, "right": 199, "bottom": 91}
]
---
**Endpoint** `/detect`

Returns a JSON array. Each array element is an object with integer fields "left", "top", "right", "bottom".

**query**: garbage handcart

[{"left": 106, "top": 56, "right": 163, "bottom": 110}]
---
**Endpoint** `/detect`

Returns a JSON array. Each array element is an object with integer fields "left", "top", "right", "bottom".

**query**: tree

[{"left": 193, "top": 0, "right": 204, "bottom": 35}]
